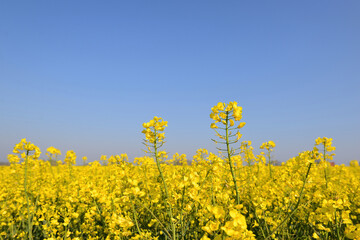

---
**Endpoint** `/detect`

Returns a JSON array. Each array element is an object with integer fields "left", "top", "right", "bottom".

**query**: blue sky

[{"left": 1, "top": 1, "right": 359, "bottom": 164}]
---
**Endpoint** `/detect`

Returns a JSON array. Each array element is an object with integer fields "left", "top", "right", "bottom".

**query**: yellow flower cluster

[
  {"left": 108, "top": 154, "right": 128, "bottom": 165},
  {"left": 260, "top": 141, "right": 276, "bottom": 151},
  {"left": 315, "top": 137, "right": 336, "bottom": 152},
  {"left": 142, "top": 116, "right": 168, "bottom": 144},
  {"left": 64, "top": 150, "right": 77, "bottom": 165},
  {"left": 210, "top": 101, "right": 245, "bottom": 130},
  {"left": 13, "top": 138, "right": 41, "bottom": 159},
  {"left": 350, "top": 160, "right": 359, "bottom": 167},
  {"left": 46, "top": 146, "right": 61, "bottom": 156}
]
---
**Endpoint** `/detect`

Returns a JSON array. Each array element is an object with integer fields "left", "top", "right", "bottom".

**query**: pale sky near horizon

[{"left": 1, "top": 1, "right": 359, "bottom": 165}]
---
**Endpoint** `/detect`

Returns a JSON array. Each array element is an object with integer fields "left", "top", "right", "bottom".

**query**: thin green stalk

[
  {"left": 265, "top": 162, "right": 313, "bottom": 239},
  {"left": 323, "top": 146, "right": 328, "bottom": 188},
  {"left": 268, "top": 151, "right": 273, "bottom": 179},
  {"left": 334, "top": 210, "right": 341, "bottom": 240},
  {"left": 24, "top": 150, "right": 33, "bottom": 240},
  {"left": 130, "top": 197, "right": 142, "bottom": 235},
  {"left": 251, "top": 205, "right": 267, "bottom": 238},
  {"left": 225, "top": 113, "right": 240, "bottom": 205},
  {"left": 136, "top": 199, "right": 173, "bottom": 240},
  {"left": 245, "top": 148, "right": 253, "bottom": 192},
  {"left": 153, "top": 133, "right": 176, "bottom": 240}
]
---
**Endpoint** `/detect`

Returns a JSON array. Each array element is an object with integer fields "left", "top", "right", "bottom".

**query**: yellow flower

[
  {"left": 229, "top": 119, "right": 235, "bottom": 126},
  {"left": 207, "top": 205, "right": 225, "bottom": 219},
  {"left": 217, "top": 102, "right": 225, "bottom": 110},
  {"left": 229, "top": 209, "right": 247, "bottom": 228},
  {"left": 200, "top": 235, "right": 211, "bottom": 240},
  {"left": 236, "top": 132, "right": 243, "bottom": 140},
  {"left": 268, "top": 140, "right": 276, "bottom": 148},
  {"left": 64, "top": 150, "right": 77, "bottom": 165},
  {"left": 47, "top": 146, "right": 61, "bottom": 155},
  {"left": 202, "top": 220, "right": 219, "bottom": 234},
  {"left": 315, "top": 137, "right": 323, "bottom": 145}
]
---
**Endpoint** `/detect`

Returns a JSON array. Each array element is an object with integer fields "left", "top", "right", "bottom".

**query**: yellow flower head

[
  {"left": 142, "top": 116, "right": 167, "bottom": 143},
  {"left": 210, "top": 102, "right": 243, "bottom": 123},
  {"left": 64, "top": 150, "right": 77, "bottom": 165},
  {"left": 13, "top": 138, "right": 41, "bottom": 159},
  {"left": 47, "top": 146, "right": 61, "bottom": 156},
  {"left": 210, "top": 101, "right": 246, "bottom": 145},
  {"left": 260, "top": 141, "right": 276, "bottom": 150}
]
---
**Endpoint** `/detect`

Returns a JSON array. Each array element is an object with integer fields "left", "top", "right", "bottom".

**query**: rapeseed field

[{"left": 1, "top": 102, "right": 359, "bottom": 239}]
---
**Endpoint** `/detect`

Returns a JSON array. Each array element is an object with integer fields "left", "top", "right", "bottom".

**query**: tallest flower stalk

[{"left": 210, "top": 101, "right": 246, "bottom": 205}]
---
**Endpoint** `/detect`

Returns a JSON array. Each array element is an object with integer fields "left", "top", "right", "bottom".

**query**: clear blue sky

[{"left": 1, "top": 1, "right": 359, "bottom": 164}]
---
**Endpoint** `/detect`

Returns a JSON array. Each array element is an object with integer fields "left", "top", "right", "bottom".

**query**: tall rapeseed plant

[
  {"left": 142, "top": 116, "right": 176, "bottom": 240},
  {"left": 315, "top": 137, "right": 336, "bottom": 188},
  {"left": 260, "top": 141, "right": 276, "bottom": 179},
  {"left": 12, "top": 138, "right": 41, "bottom": 240},
  {"left": 210, "top": 101, "right": 246, "bottom": 205}
]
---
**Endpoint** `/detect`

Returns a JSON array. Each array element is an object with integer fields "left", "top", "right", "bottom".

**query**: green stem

[
  {"left": 24, "top": 150, "right": 33, "bottom": 240},
  {"left": 153, "top": 131, "right": 176, "bottom": 240},
  {"left": 268, "top": 151, "right": 273, "bottom": 179},
  {"left": 323, "top": 145, "right": 328, "bottom": 188},
  {"left": 130, "top": 197, "right": 142, "bottom": 235},
  {"left": 136, "top": 199, "right": 173, "bottom": 239},
  {"left": 225, "top": 112, "right": 240, "bottom": 205}
]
